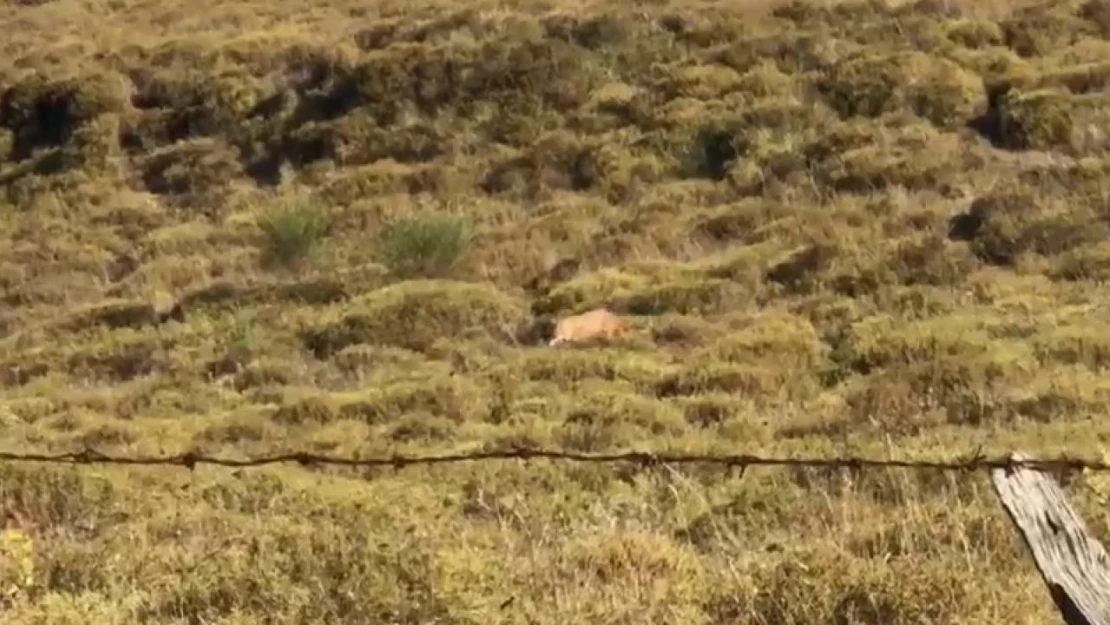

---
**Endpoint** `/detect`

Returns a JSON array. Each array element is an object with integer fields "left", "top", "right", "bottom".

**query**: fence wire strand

[{"left": 0, "top": 447, "right": 1105, "bottom": 474}]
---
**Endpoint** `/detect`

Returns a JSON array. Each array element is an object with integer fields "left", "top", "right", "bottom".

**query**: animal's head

[{"left": 515, "top": 315, "right": 558, "bottom": 346}]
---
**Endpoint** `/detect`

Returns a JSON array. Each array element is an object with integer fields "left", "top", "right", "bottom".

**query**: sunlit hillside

[{"left": 2, "top": 0, "right": 1110, "bottom": 622}]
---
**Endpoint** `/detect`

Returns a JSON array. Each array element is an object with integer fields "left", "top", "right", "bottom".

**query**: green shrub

[
  {"left": 654, "top": 361, "right": 798, "bottom": 401},
  {"left": 302, "top": 279, "right": 527, "bottom": 355},
  {"left": 811, "top": 123, "right": 970, "bottom": 193},
  {"left": 1050, "top": 242, "right": 1110, "bottom": 282},
  {"left": 1082, "top": 0, "right": 1110, "bottom": 37},
  {"left": 994, "top": 87, "right": 1110, "bottom": 153},
  {"left": 959, "top": 189, "right": 1110, "bottom": 266},
  {"left": 138, "top": 138, "right": 245, "bottom": 209},
  {"left": 0, "top": 73, "right": 131, "bottom": 159},
  {"left": 258, "top": 195, "right": 332, "bottom": 268},
  {"left": 338, "top": 376, "right": 486, "bottom": 424},
  {"left": 1000, "top": 10, "right": 1094, "bottom": 57},
  {"left": 533, "top": 265, "right": 738, "bottom": 317},
  {"left": 946, "top": 19, "right": 1005, "bottom": 49},
  {"left": 375, "top": 212, "right": 473, "bottom": 279},
  {"left": 817, "top": 51, "right": 987, "bottom": 128}
]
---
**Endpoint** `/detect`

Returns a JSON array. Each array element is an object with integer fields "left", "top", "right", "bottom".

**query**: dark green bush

[
  {"left": 258, "top": 195, "right": 332, "bottom": 268},
  {"left": 302, "top": 280, "right": 527, "bottom": 355},
  {"left": 375, "top": 212, "right": 473, "bottom": 279},
  {"left": 993, "top": 87, "right": 1110, "bottom": 153},
  {"left": 818, "top": 51, "right": 987, "bottom": 128}
]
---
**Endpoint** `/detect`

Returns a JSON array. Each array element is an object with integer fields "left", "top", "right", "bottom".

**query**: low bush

[
  {"left": 992, "top": 87, "right": 1110, "bottom": 153},
  {"left": 374, "top": 212, "right": 473, "bottom": 279},
  {"left": 302, "top": 279, "right": 527, "bottom": 355},
  {"left": 817, "top": 51, "right": 987, "bottom": 128},
  {"left": 258, "top": 195, "right": 332, "bottom": 268}
]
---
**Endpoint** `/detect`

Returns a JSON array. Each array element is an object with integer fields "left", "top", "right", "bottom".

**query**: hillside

[{"left": 3, "top": 0, "right": 1110, "bottom": 622}]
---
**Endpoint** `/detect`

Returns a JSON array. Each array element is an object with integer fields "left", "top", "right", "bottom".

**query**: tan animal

[{"left": 548, "top": 308, "right": 631, "bottom": 346}]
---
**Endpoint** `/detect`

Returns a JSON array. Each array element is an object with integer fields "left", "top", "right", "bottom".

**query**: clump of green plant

[
  {"left": 994, "top": 87, "right": 1110, "bottom": 152},
  {"left": 375, "top": 212, "right": 473, "bottom": 279},
  {"left": 258, "top": 195, "right": 332, "bottom": 268},
  {"left": 302, "top": 279, "right": 528, "bottom": 355},
  {"left": 817, "top": 51, "right": 987, "bottom": 128}
]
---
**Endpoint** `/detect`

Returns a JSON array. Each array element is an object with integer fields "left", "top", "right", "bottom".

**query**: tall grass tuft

[
  {"left": 258, "top": 195, "right": 331, "bottom": 268},
  {"left": 375, "top": 212, "right": 473, "bottom": 279}
]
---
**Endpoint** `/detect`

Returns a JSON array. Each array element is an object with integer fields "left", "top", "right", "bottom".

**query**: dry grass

[{"left": 2, "top": 0, "right": 1110, "bottom": 622}]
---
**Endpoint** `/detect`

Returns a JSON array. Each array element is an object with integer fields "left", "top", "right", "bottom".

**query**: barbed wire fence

[
  {"left": 0, "top": 446, "right": 1107, "bottom": 474},
  {"left": 2, "top": 445, "right": 1108, "bottom": 621}
]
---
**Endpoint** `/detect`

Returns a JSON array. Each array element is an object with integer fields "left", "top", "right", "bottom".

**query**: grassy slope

[{"left": 3, "top": 0, "right": 1110, "bottom": 621}]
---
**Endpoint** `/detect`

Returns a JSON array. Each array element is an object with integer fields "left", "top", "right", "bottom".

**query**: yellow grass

[{"left": 2, "top": 0, "right": 1110, "bottom": 621}]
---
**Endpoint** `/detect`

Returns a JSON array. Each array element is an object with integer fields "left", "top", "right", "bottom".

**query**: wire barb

[{"left": 180, "top": 450, "right": 200, "bottom": 471}]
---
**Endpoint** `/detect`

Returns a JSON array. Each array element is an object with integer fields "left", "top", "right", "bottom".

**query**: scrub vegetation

[{"left": 2, "top": 0, "right": 1110, "bottom": 622}]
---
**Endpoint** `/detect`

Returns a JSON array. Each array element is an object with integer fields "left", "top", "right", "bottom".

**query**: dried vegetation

[{"left": 2, "top": 0, "right": 1110, "bottom": 622}]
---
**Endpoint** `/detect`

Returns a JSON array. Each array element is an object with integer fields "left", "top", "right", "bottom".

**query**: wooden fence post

[{"left": 990, "top": 452, "right": 1110, "bottom": 625}]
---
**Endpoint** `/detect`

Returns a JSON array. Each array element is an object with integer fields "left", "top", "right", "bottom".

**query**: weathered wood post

[{"left": 990, "top": 452, "right": 1110, "bottom": 625}]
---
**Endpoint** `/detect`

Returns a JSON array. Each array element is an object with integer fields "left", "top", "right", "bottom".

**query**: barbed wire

[{"left": 0, "top": 446, "right": 1105, "bottom": 474}]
